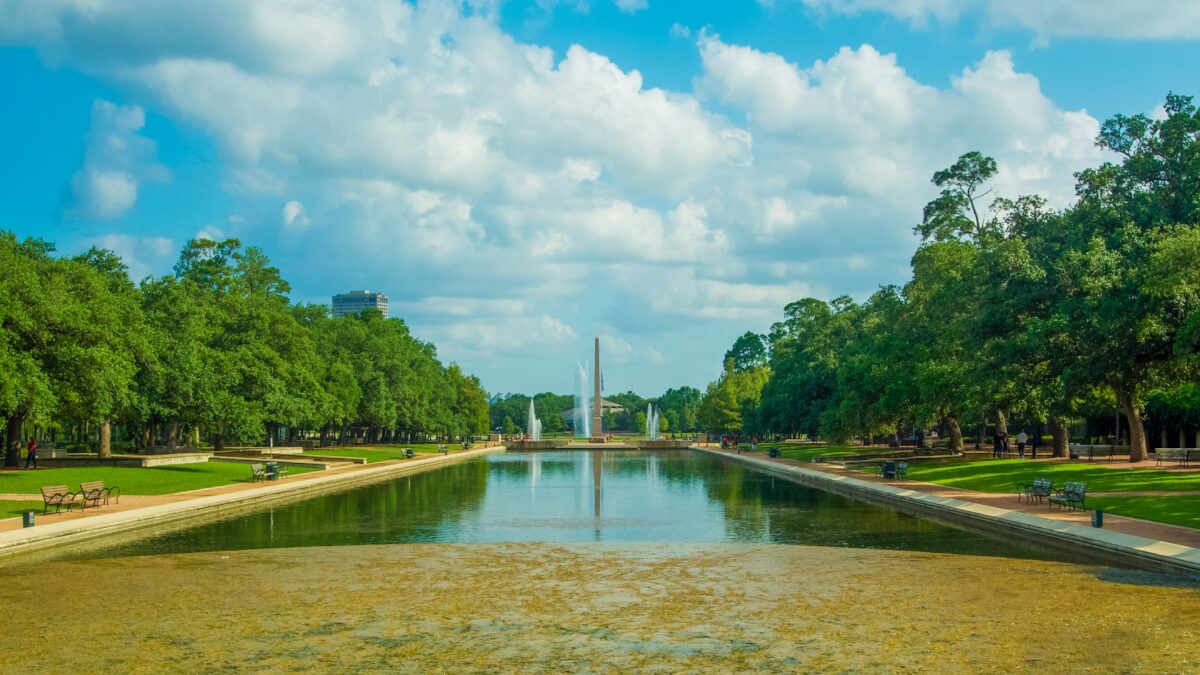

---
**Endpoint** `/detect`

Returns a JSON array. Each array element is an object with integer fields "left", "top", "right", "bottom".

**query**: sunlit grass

[
  {"left": 1085, "top": 496, "right": 1200, "bottom": 529},
  {"left": 904, "top": 460, "right": 1200, "bottom": 493},
  {"left": 0, "top": 463, "right": 317, "bottom": 496}
]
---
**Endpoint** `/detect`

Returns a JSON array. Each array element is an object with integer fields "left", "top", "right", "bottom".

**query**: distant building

[
  {"left": 560, "top": 399, "right": 625, "bottom": 423},
  {"left": 332, "top": 290, "right": 389, "bottom": 318}
]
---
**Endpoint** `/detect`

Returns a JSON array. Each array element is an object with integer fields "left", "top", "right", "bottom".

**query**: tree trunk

[
  {"left": 320, "top": 425, "right": 330, "bottom": 447},
  {"left": 99, "top": 420, "right": 112, "bottom": 458},
  {"left": 1115, "top": 388, "right": 1148, "bottom": 462},
  {"left": 141, "top": 423, "right": 152, "bottom": 451},
  {"left": 1050, "top": 417, "right": 1069, "bottom": 458},
  {"left": 975, "top": 422, "right": 984, "bottom": 449},
  {"left": 995, "top": 409, "right": 1009, "bottom": 437},
  {"left": 1180, "top": 426, "right": 1186, "bottom": 449},
  {"left": 167, "top": 422, "right": 179, "bottom": 450},
  {"left": 4, "top": 411, "right": 26, "bottom": 468},
  {"left": 942, "top": 415, "right": 964, "bottom": 452}
]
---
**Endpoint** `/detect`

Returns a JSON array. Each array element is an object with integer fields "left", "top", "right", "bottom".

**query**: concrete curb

[
  {"left": 0, "top": 446, "right": 503, "bottom": 560},
  {"left": 698, "top": 447, "right": 1200, "bottom": 577}
]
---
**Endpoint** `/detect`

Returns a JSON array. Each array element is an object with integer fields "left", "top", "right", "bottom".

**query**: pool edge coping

[
  {"left": 698, "top": 446, "right": 1200, "bottom": 577},
  {"left": 0, "top": 446, "right": 504, "bottom": 559}
]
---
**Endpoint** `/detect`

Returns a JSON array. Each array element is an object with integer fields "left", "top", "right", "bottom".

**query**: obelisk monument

[{"left": 591, "top": 336, "right": 605, "bottom": 442}]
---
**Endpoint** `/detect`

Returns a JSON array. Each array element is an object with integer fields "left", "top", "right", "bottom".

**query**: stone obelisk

[{"left": 591, "top": 336, "right": 604, "bottom": 443}]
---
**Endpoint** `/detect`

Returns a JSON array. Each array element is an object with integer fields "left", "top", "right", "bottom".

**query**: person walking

[
  {"left": 1017, "top": 430, "right": 1028, "bottom": 459},
  {"left": 992, "top": 431, "right": 1002, "bottom": 458},
  {"left": 24, "top": 437, "right": 37, "bottom": 469}
]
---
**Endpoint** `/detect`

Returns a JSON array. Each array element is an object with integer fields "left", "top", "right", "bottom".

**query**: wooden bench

[
  {"left": 1018, "top": 478, "right": 1053, "bottom": 504},
  {"left": 79, "top": 480, "right": 121, "bottom": 508},
  {"left": 1049, "top": 482, "right": 1087, "bottom": 511},
  {"left": 41, "top": 485, "right": 84, "bottom": 514},
  {"left": 251, "top": 463, "right": 268, "bottom": 482}
]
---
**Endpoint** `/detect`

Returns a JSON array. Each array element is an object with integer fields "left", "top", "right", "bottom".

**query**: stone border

[
  {"left": 0, "top": 446, "right": 503, "bottom": 560},
  {"left": 698, "top": 447, "right": 1200, "bottom": 577}
]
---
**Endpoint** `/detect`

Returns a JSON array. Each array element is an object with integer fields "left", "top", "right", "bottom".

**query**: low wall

[
  {"left": 630, "top": 440, "right": 692, "bottom": 449},
  {"left": 39, "top": 452, "right": 212, "bottom": 468},
  {"left": 0, "top": 446, "right": 504, "bottom": 560},
  {"left": 209, "top": 456, "right": 336, "bottom": 470},
  {"left": 698, "top": 447, "right": 1200, "bottom": 577}
]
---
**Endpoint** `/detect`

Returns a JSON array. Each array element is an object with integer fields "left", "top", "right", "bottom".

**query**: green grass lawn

[
  {"left": 0, "top": 500, "right": 44, "bottom": 520},
  {"left": 0, "top": 462, "right": 316, "bottom": 496},
  {"left": 1085, "top": 496, "right": 1200, "bottom": 530},
  {"left": 304, "top": 443, "right": 476, "bottom": 463},
  {"left": 904, "top": 459, "right": 1200, "bottom": 494},
  {"left": 304, "top": 447, "right": 431, "bottom": 463},
  {"left": 753, "top": 443, "right": 897, "bottom": 463}
]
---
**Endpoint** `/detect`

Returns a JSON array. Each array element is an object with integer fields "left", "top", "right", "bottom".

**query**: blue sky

[{"left": 2, "top": 0, "right": 1199, "bottom": 398}]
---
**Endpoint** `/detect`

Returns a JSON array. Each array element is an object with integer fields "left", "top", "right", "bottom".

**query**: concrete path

[
  {"left": 769, "top": 455, "right": 1200, "bottom": 549},
  {"left": 0, "top": 446, "right": 503, "bottom": 554}
]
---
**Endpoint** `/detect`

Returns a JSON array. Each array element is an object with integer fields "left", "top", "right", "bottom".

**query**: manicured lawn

[
  {"left": 756, "top": 444, "right": 895, "bottom": 463},
  {"left": 904, "top": 459, "right": 1200, "bottom": 494},
  {"left": 0, "top": 500, "right": 44, "bottom": 520},
  {"left": 304, "top": 443, "right": 472, "bottom": 463},
  {"left": 1085, "top": 496, "right": 1200, "bottom": 530},
  {"left": 0, "top": 462, "right": 316, "bottom": 496}
]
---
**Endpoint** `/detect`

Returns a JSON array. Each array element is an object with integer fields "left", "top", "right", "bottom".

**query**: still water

[{"left": 77, "top": 450, "right": 1069, "bottom": 561}]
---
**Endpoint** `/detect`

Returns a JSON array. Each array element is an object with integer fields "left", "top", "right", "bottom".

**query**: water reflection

[{"left": 73, "top": 450, "right": 1071, "bottom": 562}]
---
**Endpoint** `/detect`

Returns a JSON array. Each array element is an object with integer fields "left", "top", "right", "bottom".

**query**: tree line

[
  {"left": 0, "top": 236, "right": 490, "bottom": 466},
  {"left": 489, "top": 386, "right": 703, "bottom": 436},
  {"left": 698, "top": 93, "right": 1200, "bottom": 462}
]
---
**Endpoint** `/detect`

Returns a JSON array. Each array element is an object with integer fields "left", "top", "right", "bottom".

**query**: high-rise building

[{"left": 332, "top": 290, "right": 389, "bottom": 318}]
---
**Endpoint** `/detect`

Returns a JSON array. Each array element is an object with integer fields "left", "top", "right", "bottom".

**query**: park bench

[
  {"left": 79, "top": 480, "right": 120, "bottom": 508},
  {"left": 1017, "top": 478, "right": 1054, "bottom": 504},
  {"left": 40, "top": 485, "right": 84, "bottom": 514},
  {"left": 1155, "top": 448, "right": 1194, "bottom": 468},
  {"left": 894, "top": 462, "right": 909, "bottom": 480},
  {"left": 1048, "top": 481, "right": 1087, "bottom": 511},
  {"left": 437, "top": 444, "right": 449, "bottom": 455},
  {"left": 251, "top": 463, "right": 268, "bottom": 481}
]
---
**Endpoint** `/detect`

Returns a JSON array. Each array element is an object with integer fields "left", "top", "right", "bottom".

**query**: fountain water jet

[
  {"left": 527, "top": 399, "right": 542, "bottom": 441},
  {"left": 574, "top": 361, "right": 591, "bottom": 438}
]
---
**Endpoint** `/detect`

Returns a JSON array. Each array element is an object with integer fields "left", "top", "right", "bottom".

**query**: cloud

[
  {"left": 614, "top": 0, "right": 648, "bottom": 13},
  {"left": 790, "top": 0, "right": 1200, "bottom": 40},
  {"left": 1, "top": 1, "right": 1118, "bottom": 392},
  {"left": 76, "top": 233, "right": 175, "bottom": 281},
  {"left": 281, "top": 200, "right": 310, "bottom": 230},
  {"left": 66, "top": 99, "right": 166, "bottom": 219}
]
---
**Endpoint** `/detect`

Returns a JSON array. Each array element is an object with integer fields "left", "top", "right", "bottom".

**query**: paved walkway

[
  {"left": 0, "top": 448, "right": 493, "bottom": 536},
  {"left": 752, "top": 452, "right": 1200, "bottom": 549}
]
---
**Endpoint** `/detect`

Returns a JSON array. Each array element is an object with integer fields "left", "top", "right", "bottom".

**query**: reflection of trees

[{"left": 102, "top": 459, "right": 492, "bottom": 556}]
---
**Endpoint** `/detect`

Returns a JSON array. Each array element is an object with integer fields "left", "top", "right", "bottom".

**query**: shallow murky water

[
  {"left": 3, "top": 451, "right": 1197, "bottom": 672},
  {"left": 1, "top": 543, "right": 1197, "bottom": 673}
]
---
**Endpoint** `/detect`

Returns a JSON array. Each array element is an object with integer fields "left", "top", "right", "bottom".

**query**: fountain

[
  {"left": 527, "top": 399, "right": 542, "bottom": 441},
  {"left": 645, "top": 403, "right": 660, "bottom": 440},
  {"left": 574, "top": 361, "right": 591, "bottom": 438}
]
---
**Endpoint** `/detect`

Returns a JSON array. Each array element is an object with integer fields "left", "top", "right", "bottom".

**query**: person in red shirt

[{"left": 24, "top": 438, "right": 38, "bottom": 469}]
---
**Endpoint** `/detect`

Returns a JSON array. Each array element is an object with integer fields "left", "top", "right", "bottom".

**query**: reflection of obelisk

[{"left": 591, "top": 336, "right": 604, "bottom": 443}]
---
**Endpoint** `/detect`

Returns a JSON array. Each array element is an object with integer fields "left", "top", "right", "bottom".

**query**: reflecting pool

[{"left": 73, "top": 450, "right": 1069, "bottom": 561}]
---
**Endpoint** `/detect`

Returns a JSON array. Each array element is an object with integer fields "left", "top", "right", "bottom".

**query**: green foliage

[
  {"left": 703, "top": 93, "right": 1200, "bottom": 457},
  {"left": 0, "top": 232, "right": 490, "bottom": 465}
]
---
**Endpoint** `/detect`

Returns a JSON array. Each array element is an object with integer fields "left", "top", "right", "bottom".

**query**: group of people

[
  {"left": 721, "top": 435, "right": 758, "bottom": 451},
  {"left": 993, "top": 429, "right": 1034, "bottom": 459}
]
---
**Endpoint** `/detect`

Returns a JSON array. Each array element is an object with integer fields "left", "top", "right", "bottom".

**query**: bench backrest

[
  {"left": 251, "top": 463, "right": 264, "bottom": 471},
  {"left": 1062, "top": 481, "right": 1086, "bottom": 497},
  {"left": 41, "top": 485, "right": 71, "bottom": 497},
  {"left": 1033, "top": 478, "right": 1052, "bottom": 493},
  {"left": 80, "top": 480, "right": 105, "bottom": 492}
]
